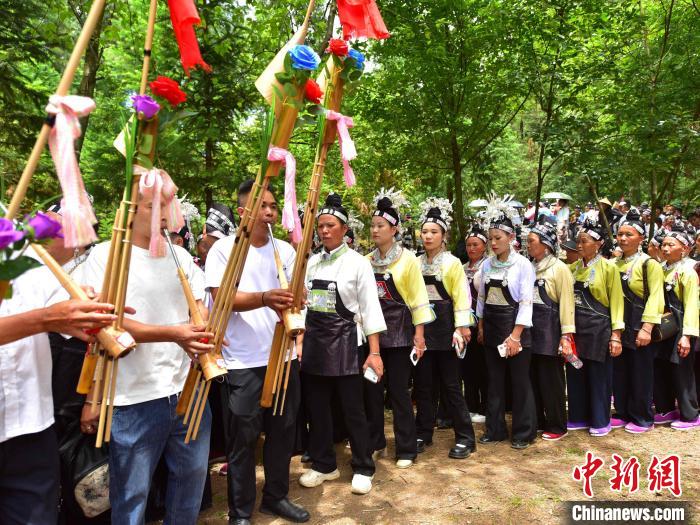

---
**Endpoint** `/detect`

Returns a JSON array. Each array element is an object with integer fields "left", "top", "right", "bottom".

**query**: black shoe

[
  {"left": 511, "top": 440, "right": 532, "bottom": 450},
  {"left": 436, "top": 418, "right": 453, "bottom": 429},
  {"left": 300, "top": 451, "right": 311, "bottom": 463},
  {"left": 478, "top": 434, "right": 504, "bottom": 444},
  {"left": 229, "top": 519, "right": 251, "bottom": 525},
  {"left": 416, "top": 438, "right": 433, "bottom": 453},
  {"left": 448, "top": 443, "right": 475, "bottom": 459},
  {"left": 260, "top": 497, "right": 310, "bottom": 523}
]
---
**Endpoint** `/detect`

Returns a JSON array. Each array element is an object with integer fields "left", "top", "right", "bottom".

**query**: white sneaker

[
  {"left": 471, "top": 413, "right": 486, "bottom": 423},
  {"left": 396, "top": 459, "right": 413, "bottom": 469},
  {"left": 299, "top": 468, "right": 340, "bottom": 488},
  {"left": 372, "top": 448, "right": 387, "bottom": 461},
  {"left": 351, "top": 473, "right": 373, "bottom": 494}
]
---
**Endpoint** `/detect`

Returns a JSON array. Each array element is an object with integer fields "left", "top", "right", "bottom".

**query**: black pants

[
  {"left": 566, "top": 357, "right": 611, "bottom": 429},
  {"left": 363, "top": 345, "right": 417, "bottom": 459},
  {"left": 463, "top": 340, "right": 488, "bottom": 415},
  {"left": 531, "top": 354, "right": 567, "bottom": 434},
  {"left": 0, "top": 426, "right": 59, "bottom": 525},
  {"left": 613, "top": 344, "right": 655, "bottom": 427},
  {"left": 654, "top": 352, "right": 699, "bottom": 422},
  {"left": 483, "top": 346, "right": 536, "bottom": 442},
  {"left": 303, "top": 372, "right": 375, "bottom": 476},
  {"left": 224, "top": 362, "right": 300, "bottom": 520},
  {"left": 414, "top": 351, "right": 476, "bottom": 446}
]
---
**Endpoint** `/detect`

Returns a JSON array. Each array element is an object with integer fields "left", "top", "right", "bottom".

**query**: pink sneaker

[
  {"left": 589, "top": 424, "right": 612, "bottom": 437},
  {"left": 610, "top": 417, "right": 627, "bottom": 429},
  {"left": 654, "top": 410, "right": 680, "bottom": 425},
  {"left": 624, "top": 422, "right": 653, "bottom": 434},
  {"left": 670, "top": 418, "right": 700, "bottom": 430}
]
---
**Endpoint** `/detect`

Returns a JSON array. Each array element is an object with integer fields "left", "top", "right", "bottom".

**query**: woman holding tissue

[
  {"left": 414, "top": 199, "right": 477, "bottom": 460},
  {"left": 476, "top": 196, "right": 537, "bottom": 450},
  {"left": 526, "top": 221, "right": 576, "bottom": 441},
  {"left": 365, "top": 190, "right": 434, "bottom": 469}
]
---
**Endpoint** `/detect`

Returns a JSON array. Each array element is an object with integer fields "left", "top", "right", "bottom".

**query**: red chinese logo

[
  {"left": 572, "top": 452, "right": 605, "bottom": 497},
  {"left": 609, "top": 454, "right": 640, "bottom": 493},
  {"left": 647, "top": 454, "right": 682, "bottom": 497}
]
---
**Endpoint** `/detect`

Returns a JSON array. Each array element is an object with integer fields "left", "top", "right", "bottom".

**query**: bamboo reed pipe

[
  {"left": 261, "top": 323, "right": 286, "bottom": 407},
  {"left": 5, "top": 0, "right": 107, "bottom": 221},
  {"left": 267, "top": 224, "right": 305, "bottom": 337},
  {"left": 182, "top": 369, "right": 202, "bottom": 425},
  {"left": 104, "top": 359, "right": 119, "bottom": 442},
  {"left": 176, "top": 364, "right": 199, "bottom": 416},
  {"left": 191, "top": 381, "right": 211, "bottom": 441}
]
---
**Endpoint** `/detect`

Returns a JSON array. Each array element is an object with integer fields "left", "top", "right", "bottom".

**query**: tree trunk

[
  {"left": 204, "top": 138, "right": 214, "bottom": 211},
  {"left": 450, "top": 131, "right": 465, "bottom": 240},
  {"left": 317, "top": 1, "right": 338, "bottom": 56}
]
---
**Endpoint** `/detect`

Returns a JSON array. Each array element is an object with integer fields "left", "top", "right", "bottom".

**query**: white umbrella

[
  {"left": 543, "top": 192, "right": 573, "bottom": 201},
  {"left": 468, "top": 199, "right": 488, "bottom": 208}
]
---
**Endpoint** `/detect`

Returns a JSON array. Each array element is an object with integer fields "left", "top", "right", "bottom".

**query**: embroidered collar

[
  {"left": 369, "top": 242, "right": 402, "bottom": 270},
  {"left": 419, "top": 250, "right": 446, "bottom": 279},
  {"left": 490, "top": 249, "right": 517, "bottom": 271},
  {"left": 534, "top": 254, "right": 557, "bottom": 274},
  {"left": 321, "top": 243, "right": 349, "bottom": 263}
]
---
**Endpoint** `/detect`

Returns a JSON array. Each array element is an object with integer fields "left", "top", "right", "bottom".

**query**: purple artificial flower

[
  {"left": 0, "top": 218, "right": 25, "bottom": 250},
  {"left": 28, "top": 212, "right": 63, "bottom": 240},
  {"left": 131, "top": 94, "right": 160, "bottom": 119}
]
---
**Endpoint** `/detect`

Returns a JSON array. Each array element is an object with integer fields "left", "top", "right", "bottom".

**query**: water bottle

[{"left": 560, "top": 337, "right": 583, "bottom": 369}]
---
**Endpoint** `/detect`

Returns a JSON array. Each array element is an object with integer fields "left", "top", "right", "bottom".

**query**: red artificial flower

[
  {"left": 304, "top": 79, "right": 323, "bottom": 104},
  {"left": 149, "top": 76, "right": 187, "bottom": 106},
  {"left": 326, "top": 38, "right": 349, "bottom": 56}
]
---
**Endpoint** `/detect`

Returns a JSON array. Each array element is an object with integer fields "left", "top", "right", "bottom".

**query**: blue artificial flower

[
  {"left": 348, "top": 48, "right": 365, "bottom": 70},
  {"left": 289, "top": 45, "right": 321, "bottom": 71}
]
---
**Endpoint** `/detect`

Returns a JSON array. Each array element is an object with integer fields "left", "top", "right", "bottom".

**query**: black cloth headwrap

[
  {"left": 666, "top": 223, "right": 692, "bottom": 247},
  {"left": 373, "top": 197, "right": 400, "bottom": 226},
  {"left": 531, "top": 220, "right": 558, "bottom": 252},
  {"left": 618, "top": 208, "right": 645, "bottom": 235},
  {"left": 317, "top": 193, "right": 348, "bottom": 224},
  {"left": 467, "top": 224, "right": 487, "bottom": 244},
  {"left": 650, "top": 229, "right": 666, "bottom": 247},
  {"left": 422, "top": 207, "right": 448, "bottom": 232},
  {"left": 489, "top": 215, "right": 514, "bottom": 234},
  {"left": 580, "top": 218, "right": 605, "bottom": 241},
  {"left": 206, "top": 202, "right": 236, "bottom": 238}
]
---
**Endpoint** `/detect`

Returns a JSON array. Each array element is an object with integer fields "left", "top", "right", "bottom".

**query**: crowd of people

[{"left": 1, "top": 183, "right": 698, "bottom": 525}]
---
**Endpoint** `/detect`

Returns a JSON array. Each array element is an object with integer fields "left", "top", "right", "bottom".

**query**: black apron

[
  {"left": 423, "top": 274, "right": 453, "bottom": 351},
  {"left": 482, "top": 278, "right": 532, "bottom": 348},
  {"left": 620, "top": 262, "right": 646, "bottom": 349},
  {"left": 656, "top": 282, "right": 686, "bottom": 365},
  {"left": 531, "top": 279, "right": 560, "bottom": 356},
  {"left": 375, "top": 272, "right": 414, "bottom": 348},
  {"left": 573, "top": 281, "right": 611, "bottom": 362},
  {"left": 301, "top": 278, "right": 359, "bottom": 376}
]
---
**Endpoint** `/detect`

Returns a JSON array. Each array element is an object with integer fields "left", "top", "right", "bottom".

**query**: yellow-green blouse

[
  {"left": 367, "top": 247, "right": 435, "bottom": 326},
  {"left": 569, "top": 256, "right": 625, "bottom": 331},
  {"left": 534, "top": 255, "right": 576, "bottom": 334},
  {"left": 613, "top": 253, "right": 665, "bottom": 324},
  {"left": 664, "top": 259, "right": 699, "bottom": 337},
  {"left": 421, "top": 252, "right": 474, "bottom": 328}
]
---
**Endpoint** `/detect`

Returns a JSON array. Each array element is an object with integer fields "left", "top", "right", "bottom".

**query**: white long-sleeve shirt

[
  {"left": 305, "top": 243, "right": 386, "bottom": 342},
  {"left": 476, "top": 250, "right": 535, "bottom": 327}
]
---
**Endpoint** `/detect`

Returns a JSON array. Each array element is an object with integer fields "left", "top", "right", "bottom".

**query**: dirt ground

[{"left": 197, "top": 416, "right": 699, "bottom": 524}]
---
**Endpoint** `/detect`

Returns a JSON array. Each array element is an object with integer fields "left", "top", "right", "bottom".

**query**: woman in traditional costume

[
  {"left": 298, "top": 194, "right": 386, "bottom": 495},
  {"left": 476, "top": 196, "right": 537, "bottom": 449},
  {"left": 526, "top": 221, "right": 576, "bottom": 441},
  {"left": 567, "top": 219, "right": 624, "bottom": 436},
  {"left": 611, "top": 209, "right": 665, "bottom": 433},
  {"left": 414, "top": 200, "right": 477, "bottom": 459},
  {"left": 462, "top": 225, "right": 489, "bottom": 422},
  {"left": 365, "top": 190, "right": 434, "bottom": 469},
  {"left": 653, "top": 224, "right": 699, "bottom": 429}
]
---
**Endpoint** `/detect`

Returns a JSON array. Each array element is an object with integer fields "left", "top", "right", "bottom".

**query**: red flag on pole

[
  {"left": 337, "top": 0, "right": 390, "bottom": 40},
  {"left": 167, "top": 0, "right": 212, "bottom": 75}
]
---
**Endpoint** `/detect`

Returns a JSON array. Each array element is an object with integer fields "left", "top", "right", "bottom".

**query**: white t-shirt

[
  {"left": 205, "top": 236, "right": 296, "bottom": 369},
  {"left": 0, "top": 262, "right": 57, "bottom": 443},
  {"left": 80, "top": 242, "right": 204, "bottom": 406}
]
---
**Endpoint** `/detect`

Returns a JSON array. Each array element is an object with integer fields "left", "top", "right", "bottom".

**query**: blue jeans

[{"left": 109, "top": 394, "right": 211, "bottom": 525}]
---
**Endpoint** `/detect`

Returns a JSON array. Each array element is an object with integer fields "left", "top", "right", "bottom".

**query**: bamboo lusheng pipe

[
  {"left": 261, "top": 60, "right": 346, "bottom": 410},
  {"left": 164, "top": 229, "right": 226, "bottom": 381},
  {"left": 267, "top": 224, "right": 305, "bottom": 337},
  {"left": 0, "top": 0, "right": 108, "bottom": 303}
]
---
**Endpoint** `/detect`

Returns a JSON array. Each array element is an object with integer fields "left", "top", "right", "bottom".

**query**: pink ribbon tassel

[
  {"left": 267, "top": 146, "right": 302, "bottom": 243},
  {"left": 136, "top": 166, "right": 185, "bottom": 257},
  {"left": 45, "top": 95, "right": 98, "bottom": 248},
  {"left": 326, "top": 110, "right": 357, "bottom": 188}
]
